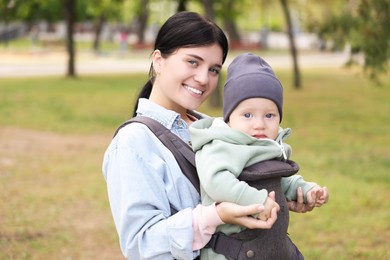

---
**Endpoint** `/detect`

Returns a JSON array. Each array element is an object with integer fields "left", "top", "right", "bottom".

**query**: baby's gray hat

[{"left": 223, "top": 53, "right": 283, "bottom": 122}]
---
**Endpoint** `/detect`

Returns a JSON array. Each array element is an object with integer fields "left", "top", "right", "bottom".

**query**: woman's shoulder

[
  {"left": 107, "top": 121, "right": 161, "bottom": 156},
  {"left": 115, "top": 121, "right": 154, "bottom": 143}
]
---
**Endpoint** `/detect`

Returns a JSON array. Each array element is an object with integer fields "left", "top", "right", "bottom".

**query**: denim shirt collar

[
  {"left": 136, "top": 98, "right": 181, "bottom": 130},
  {"left": 135, "top": 98, "right": 206, "bottom": 145}
]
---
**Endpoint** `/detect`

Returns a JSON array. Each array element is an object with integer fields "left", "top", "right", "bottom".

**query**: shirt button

[
  {"left": 246, "top": 250, "right": 255, "bottom": 258},
  {"left": 177, "top": 120, "right": 182, "bottom": 126}
]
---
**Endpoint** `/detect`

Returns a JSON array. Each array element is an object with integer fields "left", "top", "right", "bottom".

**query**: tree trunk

[
  {"left": 223, "top": 0, "right": 240, "bottom": 45},
  {"left": 202, "top": 0, "right": 214, "bottom": 19},
  {"left": 136, "top": 0, "right": 149, "bottom": 45},
  {"left": 201, "top": 0, "right": 221, "bottom": 108},
  {"left": 177, "top": 0, "right": 187, "bottom": 12},
  {"left": 93, "top": 15, "right": 106, "bottom": 53},
  {"left": 64, "top": 0, "right": 76, "bottom": 77},
  {"left": 280, "top": 0, "right": 301, "bottom": 88}
]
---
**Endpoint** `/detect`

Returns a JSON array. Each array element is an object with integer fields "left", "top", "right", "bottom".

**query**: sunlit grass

[{"left": 0, "top": 74, "right": 145, "bottom": 133}]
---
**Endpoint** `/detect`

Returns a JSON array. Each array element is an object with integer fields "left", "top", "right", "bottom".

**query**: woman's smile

[{"left": 184, "top": 84, "right": 204, "bottom": 96}]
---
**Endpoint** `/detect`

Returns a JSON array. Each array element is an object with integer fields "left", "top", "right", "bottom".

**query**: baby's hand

[
  {"left": 258, "top": 191, "right": 280, "bottom": 220},
  {"left": 307, "top": 185, "right": 329, "bottom": 207}
]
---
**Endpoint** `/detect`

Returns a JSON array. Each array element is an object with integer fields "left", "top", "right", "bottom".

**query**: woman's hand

[{"left": 216, "top": 202, "right": 277, "bottom": 229}]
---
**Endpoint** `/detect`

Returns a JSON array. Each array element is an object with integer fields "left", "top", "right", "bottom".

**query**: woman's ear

[{"left": 151, "top": 49, "right": 162, "bottom": 74}]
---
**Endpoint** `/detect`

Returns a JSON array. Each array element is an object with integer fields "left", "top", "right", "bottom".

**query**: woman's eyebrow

[{"left": 187, "top": 54, "right": 222, "bottom": 69}]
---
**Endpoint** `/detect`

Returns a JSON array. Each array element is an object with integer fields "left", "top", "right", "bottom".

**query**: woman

[{"left": 102, "top": 11, "right": 310, "bottom": 259}]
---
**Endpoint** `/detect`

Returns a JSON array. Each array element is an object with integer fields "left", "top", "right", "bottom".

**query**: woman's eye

[
  {"left": 188, "top": 60, "right": 198, "bottom": 66},
  {"left": 209, "top": 67, "right": 220, "bottom": 75}
]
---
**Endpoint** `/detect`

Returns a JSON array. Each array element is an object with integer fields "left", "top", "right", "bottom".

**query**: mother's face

[{"left": 150, "top": 44, "right": 223, "bottom": 112}]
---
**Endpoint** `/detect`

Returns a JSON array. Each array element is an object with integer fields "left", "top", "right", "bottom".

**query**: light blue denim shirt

[{"left": 102, "top": 98, "right": 201, "bottom": 259}]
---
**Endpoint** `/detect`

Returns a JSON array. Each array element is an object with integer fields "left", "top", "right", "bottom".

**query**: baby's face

[{"left": 228, "top": 98, "right": 280, "bottom": 140}]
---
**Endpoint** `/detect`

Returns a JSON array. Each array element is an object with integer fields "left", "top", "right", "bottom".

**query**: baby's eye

[
  {"left": 244, "top": 113, "right": 253, "bottom": 118},
  {"left": 265, "top": 113, "right": 274, "bottom": 119}
]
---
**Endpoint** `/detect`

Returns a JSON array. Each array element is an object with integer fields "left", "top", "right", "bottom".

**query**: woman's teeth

[{"left": 185, "top": 85, "right": 203, "bottom": 95}]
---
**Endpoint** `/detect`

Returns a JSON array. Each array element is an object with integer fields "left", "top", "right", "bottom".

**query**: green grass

[
  {"left": 0, "top": 74, "right": 146, "bottom": 134},
  {"left": 0, "top": 68, "right": 389, "bottom": 259}
]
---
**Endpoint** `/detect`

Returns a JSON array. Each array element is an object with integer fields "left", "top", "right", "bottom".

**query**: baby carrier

[{"left": 114, "top": 116, "right": 304, "bottom": 260}]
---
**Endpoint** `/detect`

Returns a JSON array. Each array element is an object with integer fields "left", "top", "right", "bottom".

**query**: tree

[
  {"left": 318, "top": 0, "right": 390, "bottom": 84},
  {"left": 198, "top": 0, "right": 245, "bottom": 107},
  {"left": 0, "top": 0, "right": 85, "bottom": 77},
  {"left": 1, "top": 0, "right": 15, "bottom": 46},
  {"left": 1, "top": 0, "right": 62, "bottom": 22},
  {"left": 177, "top": 0, "right": 188, "bottom": 12},
  {"left": 92, "top": 14, "right": 106, "bottom": 52},
  {"left": 135, "top": 0, "right": 149, "bottom": 46},
  {"left": 64, "top": 0, "right": 76, "bottom": 77},
  {"left": 222, "top": 0, "right": 240, "bottom": 47},
  {"left": 84, "top": 0, "right": 125, "bottom": 53},
  {"left": 201, "top": 0, "right": 214, "bottom": 18},
  {"left": 280, "top": 0, "right": 301, "bottom": 88},
  {"left": 200, "top": 0, "right": 222, "bottom": 108},
  {"left": 0, "top": 0, "right": 77, "bottom": 77}
]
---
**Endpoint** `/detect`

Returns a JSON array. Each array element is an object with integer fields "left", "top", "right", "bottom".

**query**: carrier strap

[
  {"left": 113, "top": 116, "right": 200, "bottom": 194},
  {"left": 205, "top": 232, "right": 243, "bottom": 259}
]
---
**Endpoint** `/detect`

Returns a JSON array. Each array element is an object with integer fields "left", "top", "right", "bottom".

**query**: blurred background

[
  {"left": 0, "top": 0, "right": 388, "bottom": 82},
  {"left": 0, "top": 0, "right": 389, "bottom": 259}
]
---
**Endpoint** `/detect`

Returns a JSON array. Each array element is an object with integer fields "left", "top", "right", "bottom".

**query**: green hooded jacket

[{"left": 189, "top": 117, "right": 315, "bottom": 216}]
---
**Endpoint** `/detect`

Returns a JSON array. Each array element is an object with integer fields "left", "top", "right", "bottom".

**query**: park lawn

[{"left": 0, "top": 68, "right": 389, "bottom": 259}]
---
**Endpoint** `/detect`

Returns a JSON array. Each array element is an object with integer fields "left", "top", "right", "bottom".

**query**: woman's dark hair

[{"left": 132, "top": 11, "right": 229, "bottom": 116}]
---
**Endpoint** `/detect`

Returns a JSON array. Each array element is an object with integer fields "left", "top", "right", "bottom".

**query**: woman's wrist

[{"left": 192, "top": 203, "right": 224, "bottom": 250}]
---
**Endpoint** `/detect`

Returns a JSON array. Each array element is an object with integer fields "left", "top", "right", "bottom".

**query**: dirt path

[
  {"left": 0, "top": 49, "right": 350, "bottom": 78},
  {"left": 0, "top": 126, "right": 124, "bottom": 259}
]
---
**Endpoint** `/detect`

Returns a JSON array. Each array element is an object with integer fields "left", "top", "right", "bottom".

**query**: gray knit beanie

[{"left": 223, "top": 53, "right": 283, "bottom": 122}]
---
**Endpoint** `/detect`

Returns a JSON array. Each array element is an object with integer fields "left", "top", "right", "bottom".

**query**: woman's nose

[{"left": 194, "top": 68, "right": 209, "bottom": 85}]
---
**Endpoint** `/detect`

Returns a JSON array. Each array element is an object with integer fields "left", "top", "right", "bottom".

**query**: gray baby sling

[
  {"left": 210, "top": 160, "right": 305, "bottom": 260},
  {"left": 114, "top": 116, "right": 304, "bottom": 260}
]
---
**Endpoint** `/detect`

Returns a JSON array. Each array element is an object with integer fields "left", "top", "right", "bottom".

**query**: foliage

[
  {"left": 0, "top": 0, "right": 124, "bottom": 23},
  {"left": 0, "top": 0, "right": 62, "bottom": 23},
  {"left": 2, "top": 0, "right": 389, "bottom": 80},
  {"left": 318, "top": 0, "right": 390, "bottom": 83},
  {"left": 83, "top": 0, "right": 128, "bottom": 23}
]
